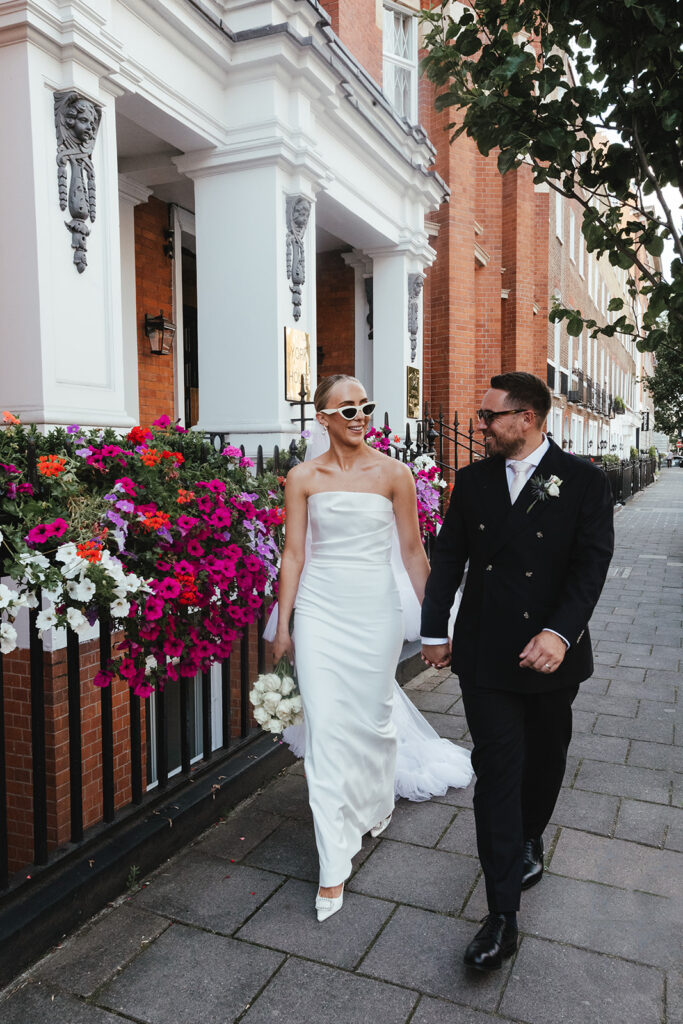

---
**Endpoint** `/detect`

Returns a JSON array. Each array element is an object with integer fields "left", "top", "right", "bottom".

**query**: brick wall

[
  {"left": 320, "top": 0, "right": 383, "bottom": 84},
  {"left": 134, "top": 197, "right": 175, "bottom": 428},
  {"left": 316, "top": 250, "right": 355, "bottom": 380}
]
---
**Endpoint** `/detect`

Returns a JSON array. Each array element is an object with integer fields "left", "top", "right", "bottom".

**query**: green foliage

[
  {"left": 648, "top": 445, "right": 657, "bottom": 459},
  {"left": 420, "top": 1, "right": 683, "bottom": 358},
  {"left": 629, "top": 446, "right": 640, "bottom": 462},
  {"left": 642, "top": 341, "right": 683, "bottom": 435},
  {"left": 612, "top": 396, "right": 625, "bottom": 414},
  {"left": 601, "top": 453, "right": 620, "bottom": 467}
]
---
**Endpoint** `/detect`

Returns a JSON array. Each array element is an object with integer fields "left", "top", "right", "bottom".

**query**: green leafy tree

[
  {"left": 420, "top": 0, "right": 683, "bottom": 358},
  {"left": 643, "top": 341, "right": 683, "bottom": 435}
]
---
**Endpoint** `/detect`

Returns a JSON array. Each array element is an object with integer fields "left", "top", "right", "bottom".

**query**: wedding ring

[{"left": 544, "top": 662, "right": 551, "bottom": 670}]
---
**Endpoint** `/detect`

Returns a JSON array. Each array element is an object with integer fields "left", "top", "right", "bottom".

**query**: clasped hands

[{"left": 420, "top": 630, "right": 567, "bottom": 674}]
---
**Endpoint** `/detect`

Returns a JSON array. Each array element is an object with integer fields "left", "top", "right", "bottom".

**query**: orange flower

[
  {"left": 141, "top": 510, "right": 171, "bottom": 531},
  {"left": 139, "top": 448, "right": 161, "bottom": 467},
  {"left": 76, "top": 540, "right": 103, "bottom": 563},
  {"left": 277, "top": 476, "right": 286, "bottom": 486},
  {"left": 37, "top": 455, "right": 67, "bottom": 477},
  {"left": 177, "top": 488, "right": 195, "bottom": 504},
  {"left": 2, "top": 411, "right": 20, "bottom": 424},
  {"left": 393, "top": 434, "right": 401, "bottom": 442}
]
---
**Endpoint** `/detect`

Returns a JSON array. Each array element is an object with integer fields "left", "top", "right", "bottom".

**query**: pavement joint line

[
  {"left": 351, "top": 898, "right": 402, "bottom": 971},
  {"left": 230, "top": 951, "right": 290, "bottom": 1024}
]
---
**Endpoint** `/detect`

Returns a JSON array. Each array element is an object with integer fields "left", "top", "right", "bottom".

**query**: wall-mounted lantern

[{"left": 145, "top": 311, "right": 176, "bottom": 356}]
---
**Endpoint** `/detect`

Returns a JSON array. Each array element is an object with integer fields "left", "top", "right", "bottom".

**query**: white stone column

[
  {"left": 0, "top": 32, "right": 133, "bottom": 427},
  {"left": 369, "top": 244, "right": 430, "bottom": 432},
  {"left": 341, "top": 250, "right": 373, "bottom": 392},
  {"left": 176, "top": 153, "right": 320, "bottom": 451}
]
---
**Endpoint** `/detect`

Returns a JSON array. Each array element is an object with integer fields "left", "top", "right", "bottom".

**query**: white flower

[
  {"left": 0, "top": 584, "right": 18, "bottom": 610},
  {"left": 36, "top": 607, "right": 58, "bottom": 632},
  {"left": 279, "top": 677, "right": 295, "bottom": 697},
  {"left": 439, "top": 479, "right": 447, "bottom": 488},
  {"left": 289, "top": 695, "right": 303, "bottom": 715},
  {"left": 414, "top": 454, "right": 437, "bottom": 472},
  {"left": 66, "top": 607, "right": 90, "bottom": 635},
  {"left": 546, "top": 475, "right": 562, "bottom": 498},
  {"left": 252, "top": 678, "right": 267, "bottom": 694},
  {"left": 253, "top": 705, "right": 270, "bottom": 725},
  {"left": 23, "top": 591, "right": 39, "bottom": 609},
  {"left": 249, "top": 688, "right": 264, "bottom": 707},
  {"left": 55, "top": 543, "right": 78, "bottom": 564},
  {"left": 75, "top": 578, "right": 96, "bottom": 602},
  {"left": 262, "top": 691, "right": 282, "bottom": 715},
  {"left": 43, "top": 585, "right": 63, "bottom": 603},
  {"left": 275, "top": 698, "right": 293, "bottom": 721},
  {"left": 266, "top": 718, "right": 282, "bottom": 733},
  {"left": 110, "top": 598, "right": 130, "bottom": 618},
  {"left": 261, "top": 673, "right": 282, "bottom": 692},
  {"left": 0, "top": 621, "right": 18, "bottom": 654},
  {"left": 144, "top": 654, "right": 158, "bottom": 676}
]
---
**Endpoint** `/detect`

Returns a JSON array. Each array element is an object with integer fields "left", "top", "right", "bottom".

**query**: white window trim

[{"left": 383, "top": 2, "right": 418, "bottom": 124}]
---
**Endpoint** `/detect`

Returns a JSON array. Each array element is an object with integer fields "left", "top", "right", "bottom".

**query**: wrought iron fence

[{"left": 602, "top": 456, "right": 657, "bottom": 504}]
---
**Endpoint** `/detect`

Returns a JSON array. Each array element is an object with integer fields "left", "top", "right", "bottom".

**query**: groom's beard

[{"left": 483, "top": 432, "right": 525, "bottom": 459}]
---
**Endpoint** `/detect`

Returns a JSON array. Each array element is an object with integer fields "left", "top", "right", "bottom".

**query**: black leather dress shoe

[
  {"left": 521, "top": 837, "right": 544, "bottom": 890},
  {"left": 463, "top": 913, "right": 518, "bottom": 971}
]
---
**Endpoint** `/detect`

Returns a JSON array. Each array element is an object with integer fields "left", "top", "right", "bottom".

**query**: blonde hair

[{"left": 313, "top": 374, "right": 362, "bottom": 412}]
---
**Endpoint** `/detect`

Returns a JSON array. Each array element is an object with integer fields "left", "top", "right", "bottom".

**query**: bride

[{"left": 272, "top": 374, "right": 471, "bottom": 922}]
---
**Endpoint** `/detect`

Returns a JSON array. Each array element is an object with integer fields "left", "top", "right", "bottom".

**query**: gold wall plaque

[
  {"left": 284, "top": 327, "right": 312, "bottom": 402},
  {"left": 406, "top": 365, "right": 420, "bottom": 419}
]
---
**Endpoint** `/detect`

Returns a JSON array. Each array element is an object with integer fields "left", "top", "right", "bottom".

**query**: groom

[{"left": 421, "top": 372, "right": 614, "bottom": 970}]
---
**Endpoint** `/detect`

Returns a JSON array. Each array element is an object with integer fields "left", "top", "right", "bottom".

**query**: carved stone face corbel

[
  {"left": 54, "top": 91, "right": 102, "bottom": 273},
  {"left": 408, "top": 273, "right": 424, "bottom": 362},
  {"left": 285, "top": 195, "right": 311, "bottom": 321}
]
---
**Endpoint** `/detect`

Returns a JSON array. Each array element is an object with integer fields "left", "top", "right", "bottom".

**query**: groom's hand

[
  {"left": 519, "top": 630, "right": 567, "bottom": 674},
  {"left": 421, "top": 643, "right": 451, "bottom": 669}
]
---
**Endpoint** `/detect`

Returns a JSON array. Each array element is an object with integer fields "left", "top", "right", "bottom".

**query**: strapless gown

[{"left": 291, "top": 491, "right": 472, "bottom": 887}]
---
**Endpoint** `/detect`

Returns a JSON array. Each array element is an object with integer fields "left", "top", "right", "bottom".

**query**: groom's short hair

[{"left": 490, "top": 372, "right": 551, "bottom": 424}]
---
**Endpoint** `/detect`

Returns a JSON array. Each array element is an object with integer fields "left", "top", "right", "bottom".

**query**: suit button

[
  {"left": 486, "top": 564, "right": 493, "bottom": 571},
  {"left": 523, "top": 611, "right": 530, "bottom": 619},
  {"left": 536, "top": 531, "right": 543, "bottom": 538},
  {"left": 479, "top": 523, "right": 485, "bottom": 530}
]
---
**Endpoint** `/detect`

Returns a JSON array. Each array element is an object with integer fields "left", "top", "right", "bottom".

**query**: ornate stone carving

[
  {"left": 286, "top": 195, "right": 311, "bottom": 321},
  {"left": 54, "top": 91, "right": 102, "bottom": 273},
  {"left": 408, "top": 273, "right": 424, "bottom": 362}
]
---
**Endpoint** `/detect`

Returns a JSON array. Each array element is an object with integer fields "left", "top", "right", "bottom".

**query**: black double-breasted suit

[{"left": 421, "top": 440, "right": 614, "bottom": 910}]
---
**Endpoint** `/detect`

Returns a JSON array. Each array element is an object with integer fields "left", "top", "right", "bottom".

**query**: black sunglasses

[{"left": 477, "top": 408, "right": 529, "bottom": 426}]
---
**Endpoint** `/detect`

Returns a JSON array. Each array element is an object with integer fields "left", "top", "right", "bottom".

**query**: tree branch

[{"left": 632, "top": 117, "right": 683, "bottom": 263}]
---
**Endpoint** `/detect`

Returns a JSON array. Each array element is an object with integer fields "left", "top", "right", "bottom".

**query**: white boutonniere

[{"left": 526, "top": 473, "right": 562, "bottom": 513}]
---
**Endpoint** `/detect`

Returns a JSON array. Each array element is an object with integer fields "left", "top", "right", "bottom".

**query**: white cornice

[{"left": 118, "top": 174, "right": 153, "bottom": 206}]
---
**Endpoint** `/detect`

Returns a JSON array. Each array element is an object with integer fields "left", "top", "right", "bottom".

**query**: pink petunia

[
  {"left": 163, "top": 637, "right": 184, "bottom": 658},
  {"left": 157, "top": 578, "right": 181, "bottom": 600},
  {"left": 153, "top": 414, "right": 171, "bottom": 429},
  {"left": 206, "top": 479, "right": 226, "bottom": 494},
  {"left": 196, "top": 495, "right": 213, "bottom": 514},
  {"left": 26, "top": 523, "right": 52, "bottom": 545},
  {"left": 143, "top": 596, "right": 165, "bottom": 621},
  {"left": 50, "top": 518, "right": 69, "bottom": 538},
  {"left": 94, "top": 669, "right": 114, "bottom": 688},
  {"left": 176, "top": 515, "right": 199, "bottom": 534},
  {"left": 210, "top": 507, "right": 232, "bottom": 529},
  {"left": 186, "top": 539, "right": 205, "bottom": 557}
]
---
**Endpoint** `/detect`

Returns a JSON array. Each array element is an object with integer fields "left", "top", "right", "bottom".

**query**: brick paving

[{"left": 1, "top": 469, "right": 681, "bottom": 1024}]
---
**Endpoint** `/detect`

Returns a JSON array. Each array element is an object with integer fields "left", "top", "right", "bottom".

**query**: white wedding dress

[{"left": 287, "top": 489, "right": 472, "bottom": 887}]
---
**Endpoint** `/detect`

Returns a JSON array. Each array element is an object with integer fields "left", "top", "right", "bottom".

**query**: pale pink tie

[{"left": 508, "top": 461, "right": 528, "bottom": 505}]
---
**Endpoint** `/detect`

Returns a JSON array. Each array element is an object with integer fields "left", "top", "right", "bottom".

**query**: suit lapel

[{"left": 488, "top": 441, "right": 567, "bottom": 557}]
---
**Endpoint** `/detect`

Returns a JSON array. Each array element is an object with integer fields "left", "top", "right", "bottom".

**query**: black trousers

[{"left": 460, "top": 680, "right": 579, "bottom": 913}]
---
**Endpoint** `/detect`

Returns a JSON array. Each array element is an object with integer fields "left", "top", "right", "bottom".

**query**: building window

[
  {"left": 383, "top": 5, "right": 418, "bottom": 122},
  {"left": 555, "top": 190, "right": 563, "bottom": 241},
  {"left": 578, "top": 233, "right": 584, "bottom": 277},
  {"left": 569, "top": 210, "right": 575, "bottom": 262}
]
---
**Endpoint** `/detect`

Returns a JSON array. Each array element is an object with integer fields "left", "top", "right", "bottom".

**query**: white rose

[
  {"left": 252, "top": 678, "right": 267, "bottom": 694},
  {"left": 279, "top": 677, "right": 295, "bottom": 697},
  {"left": 0, "top": 621, "right": 18, "bottom": 654},
  {"left": 36, "top": 607, "right": 58, "bottom": 632},
  {"left": 275, "top": 698, "right": 293, "bottom": 721},
  {"left": 547, "top": 483, "right": 560, "bottom": 497},
  {"left": 249, "top": 689, "right": 264, "bottom": 707},
  {"left": 262, "top": 691, "right": 282, "bottom": 714},
  {"left": 253, "top": 705, "right": 270, "bottom": 725},
  {"left": 267, "top": 718, "right": 282, "bottom": 734},
  {"left": 289, "top": 695, "right": 303, "bottom": 715},
  {"left": 110, "top": 598, "right": 130, "bottom": 618}
]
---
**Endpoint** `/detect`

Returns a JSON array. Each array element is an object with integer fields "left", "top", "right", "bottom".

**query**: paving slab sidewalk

[{"left": 2, "top": 470, "right": 682, "bottom": 1024}]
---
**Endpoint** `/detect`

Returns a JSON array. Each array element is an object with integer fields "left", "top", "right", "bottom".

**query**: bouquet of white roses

[{"left": 249, "top": 656, "right": 304, "bottom": 735}]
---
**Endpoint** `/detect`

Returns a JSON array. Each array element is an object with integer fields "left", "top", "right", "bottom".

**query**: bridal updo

[{"left": 313, "top": 374, "right": 363, "bottom": 411}]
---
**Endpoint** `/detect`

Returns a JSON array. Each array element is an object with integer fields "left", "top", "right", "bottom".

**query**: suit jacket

[{"left": 421, "top": 440, "right": 614, "bottom": 692}]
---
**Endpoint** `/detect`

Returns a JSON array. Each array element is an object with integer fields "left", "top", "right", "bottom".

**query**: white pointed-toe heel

[
  {"left": 315, "top": 884, "right": 344, "bottom": 923},
  {"left": 370, "top": 813, "right": 392, "bottom": 838}
]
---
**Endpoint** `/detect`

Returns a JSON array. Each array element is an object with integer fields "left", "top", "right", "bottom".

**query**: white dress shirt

[{"left": 422, "top": 435, "right": 569, "bottom": 648}]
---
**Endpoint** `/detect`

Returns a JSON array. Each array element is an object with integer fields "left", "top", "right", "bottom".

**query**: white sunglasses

[{"left": 320, "top": 402, "right": 376, "bottom": 421}]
